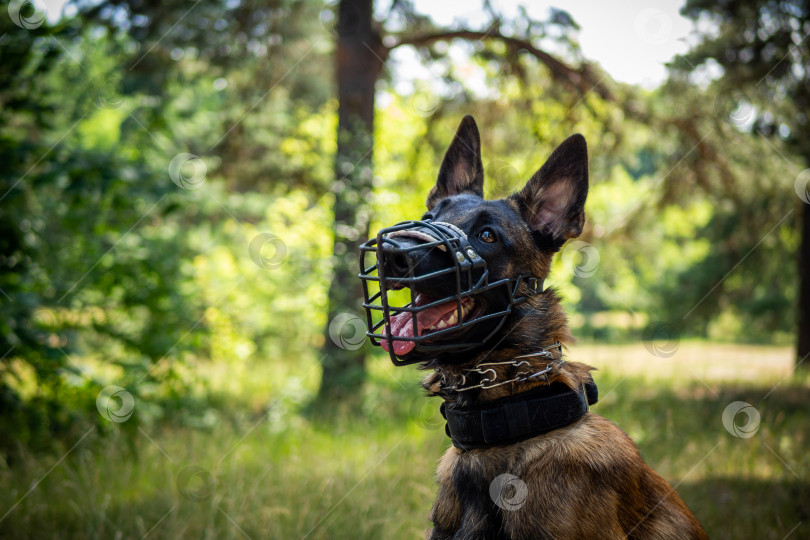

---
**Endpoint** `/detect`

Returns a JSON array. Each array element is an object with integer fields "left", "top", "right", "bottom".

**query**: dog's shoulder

[{"left": 523, "top": 413, "right": 642, "bottom": 467}]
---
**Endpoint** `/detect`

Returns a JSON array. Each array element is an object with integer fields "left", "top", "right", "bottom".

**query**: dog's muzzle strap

[
  {"left": 440, "top": 379, "right": 599, "bottom": 450},
  {"left": 385, "top": 221, "right": 470, "bottom": 255}
]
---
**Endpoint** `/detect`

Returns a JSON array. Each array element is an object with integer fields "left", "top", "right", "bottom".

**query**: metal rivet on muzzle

[
  {"left": 455, "top": 251, "right": 465, "bottom": 262},
  {"left": 466, "top": 249, "right": 478, "bottom": 259}
]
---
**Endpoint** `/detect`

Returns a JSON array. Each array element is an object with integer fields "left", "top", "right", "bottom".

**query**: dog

[{"left": 358, "top": 115, "right": 707, "bottom": 539}]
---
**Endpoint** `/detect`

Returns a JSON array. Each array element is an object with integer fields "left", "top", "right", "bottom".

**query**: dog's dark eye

[{"left": 478, "top": 228, "right": 496, "bottom": 243}]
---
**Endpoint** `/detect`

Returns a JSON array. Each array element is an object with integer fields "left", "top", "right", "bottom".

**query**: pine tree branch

[{"left": 386, "top": 28, "right": 615, "bottom": 101}]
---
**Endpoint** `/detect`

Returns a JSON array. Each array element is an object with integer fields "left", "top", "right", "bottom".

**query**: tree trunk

[
  {"left": 317, "top": 0, "right": 382, "bottom": 401},
  {"left": 798, "top": 199, "right": 810, "bottom": 368}
]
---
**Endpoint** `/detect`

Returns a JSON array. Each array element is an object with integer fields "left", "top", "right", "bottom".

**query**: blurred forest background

[{"left": 1, "top": 0, "right": 808, "bottom": 538}]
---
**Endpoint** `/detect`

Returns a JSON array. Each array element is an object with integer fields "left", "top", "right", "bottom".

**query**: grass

[{"left": 1, "top": 342, "right": 808, "bottom": 539}]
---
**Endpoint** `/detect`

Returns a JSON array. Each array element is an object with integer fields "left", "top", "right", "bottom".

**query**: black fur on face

[
  {"left": 426, "top": 115, "right": 588, "bottom": 274},
  {"left": 385, "top": 115, "right": 589, "bottom": 366}
]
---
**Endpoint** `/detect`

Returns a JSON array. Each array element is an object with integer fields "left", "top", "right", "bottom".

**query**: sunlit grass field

[{"left": 1, "top": 343, "right": 808, "bottom": 539}]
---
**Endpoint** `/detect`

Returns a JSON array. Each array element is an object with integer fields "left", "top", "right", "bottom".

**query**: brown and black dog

[{"left": 360, "top": 115, "right": 707, "bottom": 539}]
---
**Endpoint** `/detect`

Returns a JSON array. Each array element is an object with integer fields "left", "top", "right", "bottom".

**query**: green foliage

[
  {"left": 0, "top": 5, "right": 94, "bottom": 451},
  {"left": 663, "top": 0, "right": 807, "bottom": 339},
  {"left": 676, "top": 0, "right": 809, "bottom": 157},
  {"left": 0, "top": 0, "right": 336, "bottom": 451}
]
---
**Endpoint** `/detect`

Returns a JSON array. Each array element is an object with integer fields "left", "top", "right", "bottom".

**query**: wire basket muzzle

[{"left": 358, "top": 220, "right": 543, "bottom": 366}]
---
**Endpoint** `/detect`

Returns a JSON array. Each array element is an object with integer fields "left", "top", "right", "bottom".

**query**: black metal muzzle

[{"left": 358, "top": 220, "right": 543, "bottom": 366}]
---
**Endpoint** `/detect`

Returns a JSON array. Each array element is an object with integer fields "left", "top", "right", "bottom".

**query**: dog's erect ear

[
  {"left": 426, "top": 115, "right": 484, "bottom": 210},
  {"left": 512, "top": 134, "right": 588, "bottom": 246}
]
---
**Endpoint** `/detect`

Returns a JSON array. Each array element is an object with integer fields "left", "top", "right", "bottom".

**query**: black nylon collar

[{"left": 440, "top": 380, "right": 598, "bottom": 450}]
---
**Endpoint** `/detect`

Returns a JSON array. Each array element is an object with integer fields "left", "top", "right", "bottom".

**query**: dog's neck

[{"left": 421, "top": 291, "right": 594, "bottom": 406}]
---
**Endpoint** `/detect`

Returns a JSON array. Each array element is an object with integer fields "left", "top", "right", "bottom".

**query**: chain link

[{"left": 439, "top": 342, "right": 563, "bottom": 392}]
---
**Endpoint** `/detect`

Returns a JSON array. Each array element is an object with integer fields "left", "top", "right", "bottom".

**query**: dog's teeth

[
  {"left": 447, "top": 312, "right": 457, "bottom": 326},
  {"left": 461, "top": 301, "right": 473, "bottom": 319},
  {"left": 436, "top": 320, "right": 447, "bottom": 329}
]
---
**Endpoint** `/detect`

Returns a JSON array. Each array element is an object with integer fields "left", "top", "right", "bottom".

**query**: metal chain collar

[{"left": 439, "top": 342, "right": 564, "bottom": 393}]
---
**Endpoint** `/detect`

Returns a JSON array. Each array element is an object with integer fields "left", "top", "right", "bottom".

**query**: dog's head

[{"left": 360, "top": 115, "right": 588, "bottom": 365}]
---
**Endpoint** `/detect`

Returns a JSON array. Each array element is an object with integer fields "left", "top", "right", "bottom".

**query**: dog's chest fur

[{"left": 429, "top": 408, "right": 704, "bottom": 540}]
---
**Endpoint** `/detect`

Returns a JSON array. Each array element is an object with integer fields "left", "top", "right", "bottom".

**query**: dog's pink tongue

[
  {"left": 380, "top": 294, "right": 459, "bottom": 356},
  {"left": 381, "top": 312, "right": 417, "bottom": 355}
]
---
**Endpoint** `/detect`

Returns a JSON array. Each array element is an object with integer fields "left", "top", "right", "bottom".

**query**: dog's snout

[
  {"left": 389, "top": 252, "right": 411, "bottom": 274},
  {"left": 382, "top": 237, "right": 424, "bottom": 278}
]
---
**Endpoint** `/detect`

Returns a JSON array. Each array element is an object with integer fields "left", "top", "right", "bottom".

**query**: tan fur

[{"left": 426, "top": 361, "right": 707, "bottom": 540}]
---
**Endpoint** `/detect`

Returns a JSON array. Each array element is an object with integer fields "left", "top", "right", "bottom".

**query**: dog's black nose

[
  {"left": 389, "top": 252, "right": 411, "bottom": 275},
  {"left": 382, "top": 237, "right": 423, "bottom": 278}
]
